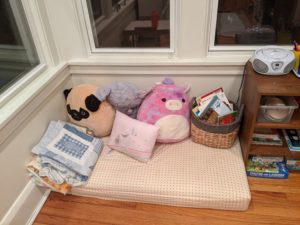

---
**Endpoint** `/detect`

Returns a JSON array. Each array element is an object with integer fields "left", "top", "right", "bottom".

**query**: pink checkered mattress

[{"left": 71, "top": 138, "right": 251, "bottom": 211}]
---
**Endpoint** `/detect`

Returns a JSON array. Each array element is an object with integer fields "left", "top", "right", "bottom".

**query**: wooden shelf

[
  {"left": 255, "top": 109, "right": 300, "bottom": 129},
  {"left": 250, "top": 143, "right": 288, "bottom": 157},
  {"left": 249, "top": 134, "right": 300, "bottom": 159},
  {"left": 288, "top": 150, "right": 300, "bottom": 159},
  {"left": 250, "top": 144, "right": 300, "bottom": 159},
  {"left": 239, "top": 63, "right": 300, "bottom": 163}
]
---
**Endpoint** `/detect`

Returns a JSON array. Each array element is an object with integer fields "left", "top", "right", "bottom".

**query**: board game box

[{"left": 246, "top": 156, "right": 289, "bottom": 179}]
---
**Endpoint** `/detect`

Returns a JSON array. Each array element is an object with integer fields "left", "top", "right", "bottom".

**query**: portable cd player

[{"left": 250, "top": 46, "right": 295, "bottom": 75}]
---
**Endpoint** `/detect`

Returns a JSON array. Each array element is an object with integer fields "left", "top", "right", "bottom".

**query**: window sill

[
  {"left": 0, "top": 63, "right": 69, "bottom": 144},
  {"left": 0, "top": 64, "right": 47, "bottom": 107},
  {"left": 69, "top": 54, "right": 250, "bottom": 66}
]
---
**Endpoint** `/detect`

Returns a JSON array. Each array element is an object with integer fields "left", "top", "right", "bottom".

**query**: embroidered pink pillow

[{"left": 108, "top": 111, "right": 159, "bottom": 162}]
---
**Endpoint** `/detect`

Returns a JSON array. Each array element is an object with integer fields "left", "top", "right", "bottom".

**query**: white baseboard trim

[{"left": 0, "top": 180, "right": 51, "bottom": 225}]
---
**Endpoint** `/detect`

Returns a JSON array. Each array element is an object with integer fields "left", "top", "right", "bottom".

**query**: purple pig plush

[{"left": 137, "top": 78, "right": 190, "bottom": 143}]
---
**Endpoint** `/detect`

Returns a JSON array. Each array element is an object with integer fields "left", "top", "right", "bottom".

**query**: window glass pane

[
  {"left": 215, "top": 0, "right": 300, "bottom": 46},
  {"left": 86, "top": 0, "right": 170, "bottom": 48},
  {"left": 0, "top": 0, "right": 39, "bottom": 94},
  {"left": 112, "top": 0, "right": 121, "bottom": 7},
  {"left": 91, "top": 0, "right": 103, "bottom": 20}
]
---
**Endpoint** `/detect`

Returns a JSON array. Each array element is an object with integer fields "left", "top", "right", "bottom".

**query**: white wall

[
  {"left": 0, "top": 67, "right": 72, "bottom": 221},
  {"left": 42, "top": 0, "right": 250, "bottom": 63},
  {"left": 70, "top": 64, "right": 243, "bottom": 102},
  {"left": 37, "top": 0, "right": 88, "bottom": 60}
]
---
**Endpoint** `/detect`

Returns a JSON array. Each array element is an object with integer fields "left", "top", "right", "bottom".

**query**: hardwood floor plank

[
  {"left": 34, "top": 173, "right": 300, "bottom": 225},
  {"left": 286, "top": 193, "right": 300, "bottom": 202},
  {"left": 35, "top": 214, "right": 115, "bottom": 225},
  {"left": 47, "top": 193, "right": 137, "bottom": 210}
]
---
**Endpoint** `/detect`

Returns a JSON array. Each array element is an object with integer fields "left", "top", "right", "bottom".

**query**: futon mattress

[{"left": 72, "top": 138, "right": 251, "bottom": 211}]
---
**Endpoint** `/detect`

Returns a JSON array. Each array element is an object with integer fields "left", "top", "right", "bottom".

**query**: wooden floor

[{"left": 34, "top": 172, "right": 300, "bottom": 225}]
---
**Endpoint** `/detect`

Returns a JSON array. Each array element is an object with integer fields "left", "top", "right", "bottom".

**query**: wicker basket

[{"left": 191, "top": 99, "right": 244, "bottom": 149}]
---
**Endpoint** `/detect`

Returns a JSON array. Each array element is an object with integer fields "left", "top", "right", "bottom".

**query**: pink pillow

[{"left": 108, "top": 111, "right": 159, "bottom": 162}]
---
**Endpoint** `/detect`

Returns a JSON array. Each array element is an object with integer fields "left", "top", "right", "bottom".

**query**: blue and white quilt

[{"left": 32, "top": 121, "right": 103, "bottom": 180}]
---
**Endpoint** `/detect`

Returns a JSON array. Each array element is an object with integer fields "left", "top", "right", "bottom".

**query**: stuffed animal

[
  {"left": 95, "top": 82, "right": 149, "bottom": 118},
  {"left": 137, "top": 78, "right": 190, "bottom": 143},
  {"left": 64, "top": 84, "right": 116, "bottom": 137}
]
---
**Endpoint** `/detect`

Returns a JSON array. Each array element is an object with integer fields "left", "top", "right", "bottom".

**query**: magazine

[
  {"left": 252, "top": 128, "right": 281, "bottom": 140},
  {"left": 193, "top": 88, "right": 236, "bottom": 125},
  {"left": 199, "top": 95, "right": 232, "bottom": 119},
  {"left": 286, "top": 159, "right": 300, "bottom": 170},
  {"left": 218, "top": 111, "right": 238, "bottom": 125},
  {"left": 196, "top": 87, "right": 224, "bottom": 105},
  {"left": 285, "top": 129, "right": 300, "bottom": 147},
  {"left": 283, "top": 129, "right": 300, "bottom": 151},
  {"left": 252, "top": 139, "right": 283, "bottom": 146},
  {"left": 27, "top": 156, "right": 71, "bottom": 194}
]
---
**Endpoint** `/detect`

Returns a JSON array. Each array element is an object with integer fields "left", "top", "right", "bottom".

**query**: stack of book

[
  {"left": 192, "top": 88, "right": 237, "bottom": 125},
  {"left": 283, "top": 129, "right": 300, "bottom": 151},
  {"left": 252, "top": 128, "right": 283, "bottom": 146},
  {"left": 286, "top": 159, "right": 300, "bottom": 170},
  {"left": 246, "top": 156, "right": 289, "bottom": 179},
  {"left": 283, "top": 129, "right": 300, "bottom": 171}
]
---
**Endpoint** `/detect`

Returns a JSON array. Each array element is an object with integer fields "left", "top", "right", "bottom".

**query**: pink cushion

[{"left": 108, "top": 111, "right": 159, "bottom": 162}]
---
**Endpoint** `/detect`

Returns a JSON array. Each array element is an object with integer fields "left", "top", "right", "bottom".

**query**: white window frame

[
  {"left": 88, "top": 0, "right": 106, "bottom": 23},
  {"left": 0, "top": 0, "right": 52, "bottom": 107},
  {"left": 79, "top": 0, "right": 176, "bottom": 54},
  {"left": 209, "top": 0, "right": 294, "bottom": 52}
]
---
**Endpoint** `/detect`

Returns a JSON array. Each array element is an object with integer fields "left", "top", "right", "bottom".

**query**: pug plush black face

[
  {"left": 66, "top": 104, "right": 89, "bottom": 121},
  {"left": 63, "top": 84, "right": 116, "bottom": 137},
  {"left": 64, "top": 88, "right": 102, "bottom": 121}
]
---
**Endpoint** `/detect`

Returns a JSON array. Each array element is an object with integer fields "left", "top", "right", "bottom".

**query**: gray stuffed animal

[{"left": 95, "top": 82, "right": 149, "bottom": 118}]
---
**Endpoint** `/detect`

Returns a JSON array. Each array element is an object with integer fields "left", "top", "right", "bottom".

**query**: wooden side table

[{"left": 239, "top": 62, "right": 300, "bottom": 163}]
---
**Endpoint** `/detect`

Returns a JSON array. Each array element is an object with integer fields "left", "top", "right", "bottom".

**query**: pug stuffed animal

[{"left": 64, "top": 84, "right": 116, "bottom": 137}]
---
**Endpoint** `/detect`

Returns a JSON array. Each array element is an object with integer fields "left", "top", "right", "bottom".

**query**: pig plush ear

[
  {"left": 138, "top": 88, "right": 153, "bottom": 99},
  {"left": 95, "top": 86, "right": 111, "bottom": 101},
  {"left": 183, "top": 84, "right": 191, "bottom": 93}
]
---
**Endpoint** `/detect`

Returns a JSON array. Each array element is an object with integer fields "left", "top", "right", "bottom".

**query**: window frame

[
  {"left": 209, "top": 0, "right": 294, "bottom": 52},
  {"left": 0, "top": 0, "right": 54, "bottom": 107},
  {"left": 79, "top": 0, "right": 176, "bottom": 54}
]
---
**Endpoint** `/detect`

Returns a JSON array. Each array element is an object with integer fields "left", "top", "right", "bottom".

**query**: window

[
  {"left": 214, "top": 0, "right": 300, "bottom": 46},
  {"left": 0, "top": 0, "right": 39, "bottom": 94},
  {"left": 112, "top": 0, "right": 122, "bottom": 10},
  {"left": 83, "top": 0, "right": 171, "bottom": 50},
  {"left": 90, "top": 0, "right": 103, "bottom": 20}
]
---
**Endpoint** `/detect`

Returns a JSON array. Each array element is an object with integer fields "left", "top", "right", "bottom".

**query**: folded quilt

[
  {"left": 32, "top": 121, "right": 103, "bottom": 178},
  {"left": 28, "top": 121, "right": 103, "bottom": 194}
]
